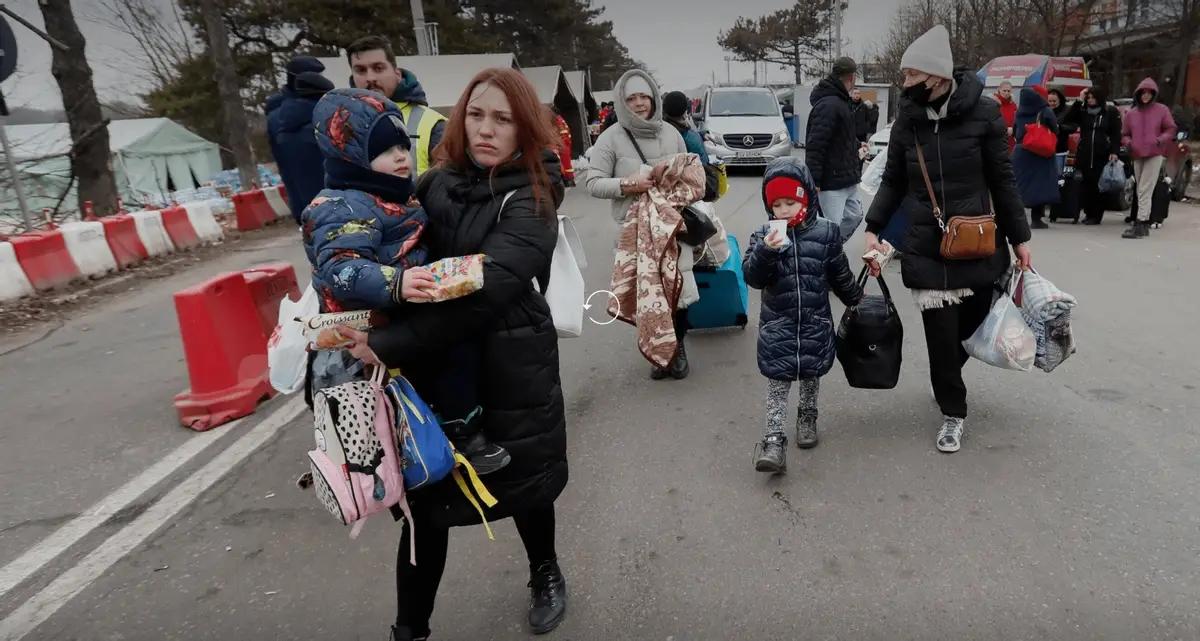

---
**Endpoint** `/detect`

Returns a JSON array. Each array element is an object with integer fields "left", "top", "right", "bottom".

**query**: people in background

[
  {"left": 806, "top": 56, "right": 866, "bottom": 239},
  {"left": 1120, "top": 77, "right": 1177, "bottom": 239},
  {"left": 346, "top": 35, "right": 448, "bottom": 177},
  {"left": 995, "top": 80, "right": 1017, "bottom": 152},
  {"left": 1073, "top": 87, "right": 1122, "bottom": 225},
  {"left": 1011, "top": 86, "right": 1060, "bottom": 229},
  {"left": 267, "top": 57, "right": 333, "bottom": 223},
  {"left": 662, "top": 90, "right": 710, "bottom": 165},
  {"left": 851, "top": 87, "right": 880, "bottom": 144}
]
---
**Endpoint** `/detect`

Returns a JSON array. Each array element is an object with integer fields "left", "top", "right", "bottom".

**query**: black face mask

[{"left": 903, "top": 82, "right": 934, "bottom": 105}]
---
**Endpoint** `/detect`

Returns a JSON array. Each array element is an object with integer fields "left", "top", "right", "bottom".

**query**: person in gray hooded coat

[{"left": 586, "top": 69, "right": 698, "bottom": 380}]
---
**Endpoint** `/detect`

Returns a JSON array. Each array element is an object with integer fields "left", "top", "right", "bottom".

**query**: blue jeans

[{"left": 817, "top": 185, "right": 864, "bottom": 240}]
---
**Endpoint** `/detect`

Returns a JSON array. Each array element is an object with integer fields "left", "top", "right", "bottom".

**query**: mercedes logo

[{"left": 743, "top": 135, "right": 755, "bottom": 147}]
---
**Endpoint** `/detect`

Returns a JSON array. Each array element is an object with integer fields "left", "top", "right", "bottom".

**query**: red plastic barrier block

[
  {"left": 251, "top": 190, "right": 278, "bottom": 228},
  {"left": 8, "top": 230, "right": 83, "bottom": 291},
  {"left": 238, "top": 262, "right": 301, "bottom": 337},
  {"left": 99, "top": 214, "right": 148, "bottom": 269},
  {"left": 160, "top": 206, "right": 202, "bottom": 250},
  {"left": 277, "top": 184, "right": 288, "bottom": 204},
  {"left": 173, "top": 272, "right": 275, "bottom": 431},
  {"left": 233, "top": 192, "right": 263, "bottom": 231}
]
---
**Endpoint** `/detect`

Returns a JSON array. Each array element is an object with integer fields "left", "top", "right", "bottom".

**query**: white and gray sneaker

[{"left": 936, "top": 416, "right": 964, "bottom": 453}]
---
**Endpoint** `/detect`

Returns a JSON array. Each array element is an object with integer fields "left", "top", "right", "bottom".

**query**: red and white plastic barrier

[
  {"left": 59, "top": 221, "right": 118, "bottom": 278},
  {"left": 131, "top": 210, "right": 176, "bottom": 257},
  {"left": 99, "top": 214, "right": 149, "bottom": 269},
  {"left": 0, "top": 241, "right": 35, "bottom": 301},
  {"left": 263, "top": 186, "right": 291, "bottom": 220},
  {"left": 183, "top": 201, "right": 224, "bottom": 243},
  {"left": 7, "top": 230, "right": 83, "bottom": 291},
  {"left": 160, "top": 206, "right": 202, "bottom": 250}
]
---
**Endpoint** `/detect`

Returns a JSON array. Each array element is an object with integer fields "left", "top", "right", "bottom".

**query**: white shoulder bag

[{"left": 498, "top": 191, "right": 586, "bottom": 338}]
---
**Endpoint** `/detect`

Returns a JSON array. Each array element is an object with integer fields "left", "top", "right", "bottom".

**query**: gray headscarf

[{"left": 614, "top": 69, "right": 664, "bottom": 139}]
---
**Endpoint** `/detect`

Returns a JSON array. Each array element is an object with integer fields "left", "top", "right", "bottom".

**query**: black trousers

[
  {"left": 1031, "top": 205, "right": 1048, "bottom": 222},
  {"left": 674, "top": 308, "right": 689, "bottom": 341},
  {"left": 920, "top": 287, "right": 993, "bottom": 419},
  {"left": 1079, "top": 164, "right": 1107, "bottom": 220},
  {"left": 395, "top": 503, "right": 558, "bottom": 637}
]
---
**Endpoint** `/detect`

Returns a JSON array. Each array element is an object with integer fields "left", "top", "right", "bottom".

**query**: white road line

[
  {"left": 0, "top": 422, "right": 229, "bottom": 599},
  {"left": 0, "top": 395, "right": 306, "bottom": 641}
]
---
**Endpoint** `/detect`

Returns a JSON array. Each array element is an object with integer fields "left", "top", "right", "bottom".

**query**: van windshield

[{"left": 708, "top": 91, "right": 779, "bottom": 117}]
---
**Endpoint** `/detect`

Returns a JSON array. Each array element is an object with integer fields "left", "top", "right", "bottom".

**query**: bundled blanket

[
  {"left": 1013, "top": 267, "right": 1077, "bottom": 372},
  {"left": 608, "top": 153, "right": 705, "bottom": 368}
]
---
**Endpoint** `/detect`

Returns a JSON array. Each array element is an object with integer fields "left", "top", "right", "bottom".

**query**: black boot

[
  {"left": 669, "top": 342, "right": 690, "bottom": 380},
  {"left": 1081, "top": 217, "right": 1102, "bottom": 225},
  {"left": 1122, "top": 221, "right": 1147, "bottom": 239},
  {"left": 528, "top": 559, "right": 568, "bottom": 634},
  {"left": 1031, "top": 218, "right": 1049, "bottom": 229},
  {"left": 390, "top": 625, "right": 429, "bottom": 641}
]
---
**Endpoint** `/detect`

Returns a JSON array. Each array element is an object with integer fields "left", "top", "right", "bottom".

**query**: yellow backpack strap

[{"left": 451, "top": 453, "right": 499, "bottom": 541}]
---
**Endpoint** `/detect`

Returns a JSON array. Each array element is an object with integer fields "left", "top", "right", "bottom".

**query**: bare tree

[
  {"left": 198, "top": 0, "right": 256, "bottom": 189},
  {"left": 38, "top": 0, "right": 120, "bottom": 216},
  {"left": 94, "top": 0, "right": 197, "bottom": 90},
  {"left": 1145, "top": 0, "right": 1200, "bottom": 105}
]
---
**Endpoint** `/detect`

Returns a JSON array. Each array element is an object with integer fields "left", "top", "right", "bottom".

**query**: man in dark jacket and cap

[
  {"left": 806, "top": 56, "right": 866, "bottom": 239},
  {"left": 346, "top": 35, "right": 446, "bottom": 177},
  {"left": 850, "top": 87, "right": 880, "bottom": 143},
  {"left": 267, "top": 57, "right": 334, "bottom": 224}
]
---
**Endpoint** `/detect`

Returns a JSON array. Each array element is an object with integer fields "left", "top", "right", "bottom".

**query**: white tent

[
  {"left": 3, "top": 118, "right": 221, "bottom": 214},
  {"left": 316, "top": 53, "right": 519, "bottom": 115},
  {"left": 522, "top": 66, "right": 589, "bottom": 156}
]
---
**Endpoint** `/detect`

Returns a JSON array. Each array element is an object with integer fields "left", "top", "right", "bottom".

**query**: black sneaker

[
  {"left": 1081, "top": 217, "right": 1102, "bottom": 226},
  {"left": 1122, "top": 222, "right": 1147, "bottom": 239},
  {"left": 669, "top": 343, "right": 690, "bottom": 380},
  {"left": 528, "top": 559, "right": 568, "bottom": 634},
  {"left": 754, "top": 434, "right": 787, "bottom": 474},
  {"left": 458, "top": 432, "right": 511, "bottom": 475},
  {"left": 1031, "top": 219, "right": 1049, "bottom": 229}
]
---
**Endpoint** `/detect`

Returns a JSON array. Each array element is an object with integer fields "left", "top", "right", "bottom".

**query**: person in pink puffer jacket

[{"left": 1120, "top": 77, "right": 1177, "bottom": 238}]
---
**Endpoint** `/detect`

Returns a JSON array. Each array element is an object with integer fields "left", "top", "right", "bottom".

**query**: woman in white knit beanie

[{"left": 861, "top": 25, "right": 1034, "bottom": 454}]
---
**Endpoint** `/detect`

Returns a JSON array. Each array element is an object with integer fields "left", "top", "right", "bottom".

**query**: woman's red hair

[{"left": 433, "top": 68, "right": 559, "bottom": 216}]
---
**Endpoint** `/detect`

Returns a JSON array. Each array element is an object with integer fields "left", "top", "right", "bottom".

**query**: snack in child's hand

[
  {"left": 410, "top": 254, "right": 486, "bottom": 303},
  {"left": 299, "top": 310, "right": 382, "bottom": 350}
]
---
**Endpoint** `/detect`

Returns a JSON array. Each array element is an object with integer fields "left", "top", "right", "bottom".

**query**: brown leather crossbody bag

[{"left": 914, "top": 140, "right": 997, "bottom": 260}]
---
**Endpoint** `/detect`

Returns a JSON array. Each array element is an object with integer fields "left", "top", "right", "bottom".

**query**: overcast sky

[{"left": 2, "top": 0, "right": 903, "bottom": 111}]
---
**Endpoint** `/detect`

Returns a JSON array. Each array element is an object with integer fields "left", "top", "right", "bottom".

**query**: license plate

[{"left": 736, "top": 150, "right": 758, "bottom": 158}]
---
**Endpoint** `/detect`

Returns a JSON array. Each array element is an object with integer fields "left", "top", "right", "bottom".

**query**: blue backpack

[{"left": 384, "top": 375, "right": 499, "bottom": 537}]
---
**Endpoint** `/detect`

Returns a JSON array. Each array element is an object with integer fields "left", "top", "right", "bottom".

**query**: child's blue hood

[
  {"left": 312, "top": 88, "right": 406, "bottom": 169},
  {"left": 761, "top": 157, "right": 823, "bottom": 225}
]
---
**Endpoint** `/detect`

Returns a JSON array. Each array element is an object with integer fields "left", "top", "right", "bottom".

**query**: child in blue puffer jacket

[
  {"left": 303, "top": 88, "right": 510, "bottom": 474},
  {"left": 743, "top": 158, "right": 862, "bottom": 475}
]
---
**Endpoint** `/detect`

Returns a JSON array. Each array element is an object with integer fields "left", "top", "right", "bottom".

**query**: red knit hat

[
  {"left": 764, "top": 176, "right": 807, "bottom": 207},
  {"left": 1032, "top": 85, "right": 1049, "bottom": 101}
]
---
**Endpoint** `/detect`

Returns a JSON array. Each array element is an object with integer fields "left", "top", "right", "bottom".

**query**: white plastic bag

[
  {"left": 498, "top": 192, "right": 586, "bottom": 338},
  {"left": 544, "top": 215, "right": 586, "bottom": 338},
  {"left": 1098, "top": 159, "right": 1125, "bottom": 194},
  {"left": 268, "top": 284, "right": 318, "bottom": 394},
  {"left": 858, "top": 151, "right": 887, "bottom": 198},
  {"left": 962, "top": 271, "right": 1036, "bottom": 372}
]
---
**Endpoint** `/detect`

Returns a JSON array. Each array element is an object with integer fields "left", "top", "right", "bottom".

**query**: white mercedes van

[{"left": 697, "top": 86, "right": 793, "bottom": 168}]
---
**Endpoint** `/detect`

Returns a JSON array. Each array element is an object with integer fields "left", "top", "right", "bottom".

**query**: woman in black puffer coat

[
  {"left": 342, "top": 68, "right": 569, "bottom": 640},
  {"left": 744, "top": 158, "right": 862, "bottom": 473},
  {"left": 1073, "top": 87, "right": 1122, "bottom": 224},
  {"left": 863, "top": 25, "right": 1032, "bottom": 454}
]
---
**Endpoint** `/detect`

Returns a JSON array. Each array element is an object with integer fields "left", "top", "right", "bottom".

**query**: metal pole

[
  {"left": 834, "top": 1, "right": 843, "bottom": 58},
  {"left": 0, "top": 120, "right": 33, "bottom": 232},
  {"left": 410, "top": 0, "right": 430, "bottom": 56}
]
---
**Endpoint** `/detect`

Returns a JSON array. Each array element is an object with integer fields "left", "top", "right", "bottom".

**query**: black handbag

[
  {"left": 624, "top": 128, "right": 718, "bottom": 246},
  {"left": 835, "top": 266, "right": 903, "bottom": 389}
]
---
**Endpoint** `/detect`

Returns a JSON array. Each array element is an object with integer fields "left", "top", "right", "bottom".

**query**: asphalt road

[{"left": 2, "top": 167, "right": 1199, "bottom": 641}]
